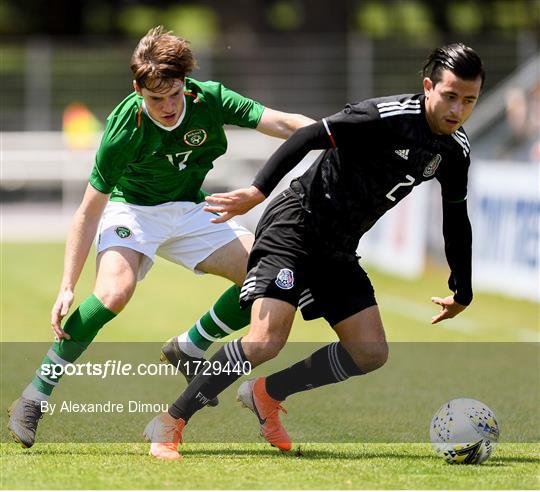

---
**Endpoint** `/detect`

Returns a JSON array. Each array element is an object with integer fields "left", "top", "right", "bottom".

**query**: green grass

[
  {"left": 1, "top": 243, "right": 539, "bottom": 489},
  {"left": 2, "top": 443, "right": 539, "bottom": 489}
]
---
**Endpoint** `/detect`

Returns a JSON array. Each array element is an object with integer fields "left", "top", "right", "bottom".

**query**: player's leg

[
  {"left": 238, "top": 306, "right": 387, "bottom": 452},
  {"left": 263, "top": 306, "right": 388, "bottom": 402},
  {"left": 146, "top": 192, "right": 304, "bottom": 458},
  {"left": 253, "top": 261, "right": 388, "bottom": 404},
  {"left": 145, "top": 297, "right": 296, "bottom": 459},
  {"left": 157, "top": 206, "right": 255, "bottom": 404},
  {"left": 9, "top": 247, "right": 142, "bottom": 448},
  {"left": 170, "top": 233, "right": 254, "bottom": 359},
  {"left": 236, "top": 309, "right": 378, "bottom": 453},
  {"left": 196, "top": 232, "right": 253, "bottom": 284},
  {"left": 25, "top": 248, "right": 142, "bottom": 400},
  {"left": 167, "top": 297, "right": 294, "bottom": 419},
  {"left": 332, "top": 305, "right": 388, "bottom": 372}
]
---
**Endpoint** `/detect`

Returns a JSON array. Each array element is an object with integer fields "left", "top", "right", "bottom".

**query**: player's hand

[
  {"left": 204, "top": 186, "right": 266, "bottom": 223},
  {"left": 51, "top": 289, "right": 74, "bottom": 340},
  {"left": 430, "top": 295, "right": 467, "bottom": 324}
]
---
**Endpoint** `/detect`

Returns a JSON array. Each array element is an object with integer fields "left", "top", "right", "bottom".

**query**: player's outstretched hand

[
  {"left": 430, "top": 295, "right": 467, "bottom": 324},
  {"left": 204, "top": 185, "right": 266, "bottom": 223},
  {"left": 51, "top": 290, "right": 74, "bottom": 340}
]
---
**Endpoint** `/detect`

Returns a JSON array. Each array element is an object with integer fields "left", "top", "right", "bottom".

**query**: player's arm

[
  {"left": 51, "top": 184, "right": 110, "bottom": 339},
  {"left": 204, "top": 121, "right": 331, "bottom": 222},
  {"left": 50, "top": 109, "right": 132, "bottom": 337},
  {"left": 255, "top": 108, "right": 315, "bottom": 139},
  {"left": 431, "top": 159, "right": 473, "bottom": 324},
  {"left": 217, "top": 83, "right": 314, "bottom": 138}
]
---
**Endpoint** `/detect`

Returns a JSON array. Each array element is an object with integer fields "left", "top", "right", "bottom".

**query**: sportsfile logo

[
  {"left": 39, "top": 359, "right": 252, "bottom": 380},
  {"left": 39, "top": 360, "right": 180, "bottom": 379}
]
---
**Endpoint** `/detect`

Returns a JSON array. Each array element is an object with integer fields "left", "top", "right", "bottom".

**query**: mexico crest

[
  {"left": 114, "top": 226, "right": 132, "bottom": 239},
  {"left": 423, "top": 154, "right": 441, "bottom": 177},
  {"left": 275, "top": 268, "right": 295, "bottom": 290},
  {"left": 183, "top": 129, "right": 208, "bottom": 147}
]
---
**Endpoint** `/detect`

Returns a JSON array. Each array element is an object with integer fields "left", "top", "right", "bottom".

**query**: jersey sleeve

[
  {"left": 436, "top": 154, "right": 470, "bottom": 202},
  {"left": 89, "top": 109, "right": 141, "bottom": 193},
  {"left": 437, "top": 143, "right": 473, "bottom": 305},
  {"left": 324, "top": 101, "right": 384, "bottom": 149},
  {"left": 252, "top": 121, "right": 330, "bottom": 196},
  {"left": 442, "top": 197, "right": 473, "bottom": 306},
  {"left": 219, "top": 84, "right": 265, "bottom": 128}
]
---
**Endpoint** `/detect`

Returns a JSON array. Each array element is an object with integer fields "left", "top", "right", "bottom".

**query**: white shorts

[{"left": 96, "top": 200, "right": 252, "bottom": 281}]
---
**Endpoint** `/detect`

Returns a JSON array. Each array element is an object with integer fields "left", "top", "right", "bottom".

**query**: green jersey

[{"left": 90, "top": 78, "right": 265, "bottom": 205}]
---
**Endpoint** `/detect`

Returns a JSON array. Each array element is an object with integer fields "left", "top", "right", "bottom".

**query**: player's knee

[
  {"left": 255, "top": 337, "right": 286, "bottom": 362},
  {"left": 243, "top": 334, "right": 287, "bottom": 365},
  {"left": 353, "top": 341, "right": 389, "bottom": 374},
  {"left": 266, "top": 339, "right": 287, "bottom": 359},
  {"left": 95, "top": 286, "right": 134, "bottom": 313},
  {"left": 370, "top": 343, "right": 389, "bottom": 371}
]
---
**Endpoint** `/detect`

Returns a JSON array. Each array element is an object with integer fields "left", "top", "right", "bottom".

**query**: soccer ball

[{"left": 430, "top": 398, "right": 499, "bottom": 464}]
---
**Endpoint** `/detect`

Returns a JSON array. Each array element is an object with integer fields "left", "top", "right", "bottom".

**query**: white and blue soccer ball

[{"left": 430, "top": 398, "right": 500, "bottom": 464}]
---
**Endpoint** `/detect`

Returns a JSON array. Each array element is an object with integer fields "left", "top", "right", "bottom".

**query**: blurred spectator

[
  {"left": 503, "top": 80, "right": 540, "bottom": 162},
  {"left": 529, "top": 82, "right": 540, "bottom": 162}
]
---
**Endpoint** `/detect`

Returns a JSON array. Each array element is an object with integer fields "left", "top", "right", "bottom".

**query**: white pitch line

[
  {"left": 380, "top": 294, "right": 540, "bottom": 341},
  {"left": 379, "top": 294, "right": 479, "bottom": 334}
]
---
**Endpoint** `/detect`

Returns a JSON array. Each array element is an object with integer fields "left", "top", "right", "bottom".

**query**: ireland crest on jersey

[
  {"left": 184, "top": 129, "right": 208, "bottom": 147},
  {"left": 275, "top": 268, "right": 294, "bottom": 290}
]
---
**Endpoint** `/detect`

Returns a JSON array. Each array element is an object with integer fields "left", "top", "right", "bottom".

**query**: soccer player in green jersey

[{"left": 8, "top": 26, "right": 313, "bottom": 448}]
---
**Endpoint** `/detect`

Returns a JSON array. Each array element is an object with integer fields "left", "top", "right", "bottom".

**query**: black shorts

[{"left": 239, "top": 188, "right": 377, "bottom": 326}]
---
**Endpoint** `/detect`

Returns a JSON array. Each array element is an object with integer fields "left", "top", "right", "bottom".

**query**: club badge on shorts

[
  {"left": 275, "top": 268, "right": 294, "bottom": 290},
  {"left": 183, "top": 129, "right": 207, "bottom": 147},
  {"left": 114, "top": 226, "right": 132, "bottom": 239}
]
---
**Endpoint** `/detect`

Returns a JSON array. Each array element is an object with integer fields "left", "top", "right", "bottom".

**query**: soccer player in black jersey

[{"left": 144, "top": 43, "right": 485, "bottom": 459}]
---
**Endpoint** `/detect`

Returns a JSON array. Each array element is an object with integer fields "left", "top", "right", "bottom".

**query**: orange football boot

[
  {"left": 143, "top": 411, "right": 185, "bottom": 460},
  {"left": 237, "top": 377, "right": 291, "bottom": 452}
]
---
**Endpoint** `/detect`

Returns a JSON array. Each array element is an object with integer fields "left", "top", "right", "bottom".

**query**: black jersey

[
  {"left": 295, "top": 94, "right": 469, "bottom": 256},
  {"left": 253, "top": 93, "right": 473, "bottom": 305}
]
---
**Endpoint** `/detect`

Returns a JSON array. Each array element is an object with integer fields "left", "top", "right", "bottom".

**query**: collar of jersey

[
  {"left": 141, "top": 94, "right": 187, "bottom": 131},
  {"left": 418, "top": 94, "right": 435, "bottom": 137}
]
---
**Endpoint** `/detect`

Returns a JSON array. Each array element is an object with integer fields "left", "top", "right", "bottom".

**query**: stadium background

[
  {"left": 1, "top": 1, "right": 539, "bottom": 489},
  {"left": 2, "top": 0, "right": 539, "bottom": 300}
]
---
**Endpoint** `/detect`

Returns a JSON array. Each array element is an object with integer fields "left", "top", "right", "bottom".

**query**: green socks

[
  {"left": 24, "top": 284, "right": 249, "bottom": 400},
  {"left": 177, "top": 285, "right": 250, "bottom": 357},
  {"left": 23, "top": 294, "right": 116, "bottom": 402}
]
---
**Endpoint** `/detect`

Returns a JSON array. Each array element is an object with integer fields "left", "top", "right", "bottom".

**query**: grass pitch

[
  {"left": 2, "top": 443, "right": 539, "bottom": 489},
  {"left": 1, "top": 243, "right": 539, "bottom": 490}
]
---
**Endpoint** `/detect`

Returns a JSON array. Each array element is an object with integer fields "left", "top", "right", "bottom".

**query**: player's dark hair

[
  {"left": 131, "top": 26, "right": 197, "bottom": 93},
  {"left": 422, "top": 43, "right": 485, "bottom": 89}
]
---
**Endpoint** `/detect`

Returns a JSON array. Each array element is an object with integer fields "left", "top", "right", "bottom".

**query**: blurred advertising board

[{"left": 471, "top": 161, "right": 539, "bottom": 302}]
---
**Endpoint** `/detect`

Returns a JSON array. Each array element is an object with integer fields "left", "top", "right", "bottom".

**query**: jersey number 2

[{"left": 386, "top": 174, "right": 415, "bottom": 202}]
